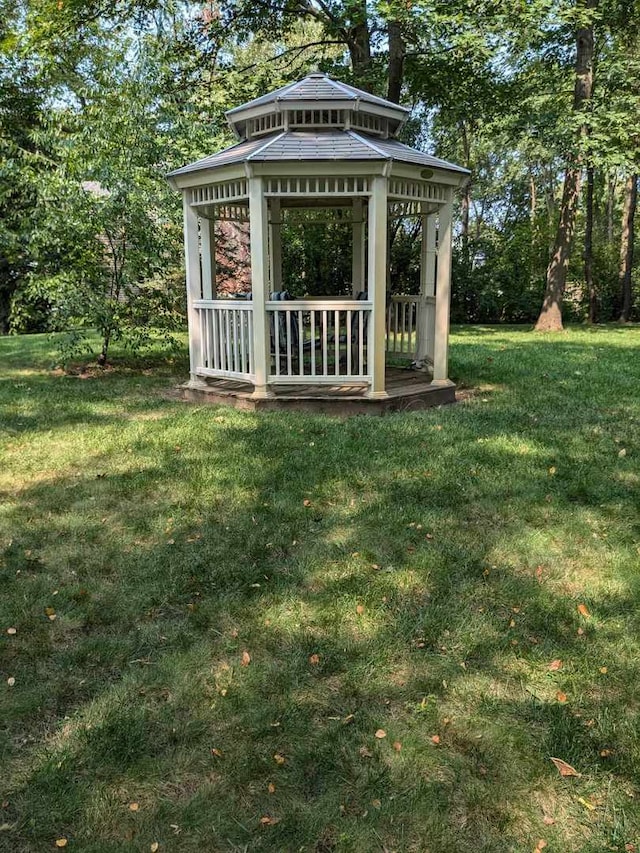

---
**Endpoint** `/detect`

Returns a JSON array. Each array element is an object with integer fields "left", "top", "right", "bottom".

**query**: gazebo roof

[
  {"left": 167, "top": 73, "right": 469, "bottom": 184},
  {"left": 168, "top": 130, "right": 470, "bottom": 178},
  {"left": 226, "top": 73, "right": 411, "bottom": 118}
]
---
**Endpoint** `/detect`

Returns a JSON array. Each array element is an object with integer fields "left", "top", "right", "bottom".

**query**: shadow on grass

[{"left": 1, "top": 327, "right": 640, "bottom": 852}]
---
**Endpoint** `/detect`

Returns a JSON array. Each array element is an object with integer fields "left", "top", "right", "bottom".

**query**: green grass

[{"left": 1, "top": 325, "right": 640, "bottom": 852}]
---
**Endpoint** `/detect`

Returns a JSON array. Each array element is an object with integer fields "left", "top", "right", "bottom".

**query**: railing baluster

[
  {"left": 334, "top": 310, "right": 339, "bottom": 376},
  {"left": 322, "top": 311, "right": 328, "bottom": 377},
  {"left": 211, "top": 308, "right": 219, "bottom": 370},
  {"left": 231, "top": 310, "right": 238, "bottom": 373},
  {"left": 225, "top": 310, "right": 232, "bottom": 372},
  {"left": 298, "top": 310, "right": 304, "bottom": 376},
  {"left": 286, "top": 310, "right": 292, "bottom": 375},
  {"left": 347, "top": 309, "right": 352, "bottom": 376},
  {"left": 311, "top": 310, "right": 316, "bottom": 376},
  {"left": 206, "top": 309, "right": 213, "bottom": 368},
  {"left": 394, "top": 302, "right": 399, "bottom": 352},
  {"left": 359, "top": 310, "right": 364, "bottom": 375},
  {"left": 274, "top": 308, "right": 280, "bottom": 377},
  {"left": 240, "top": 310, "right": 246, "bottom": 373}
]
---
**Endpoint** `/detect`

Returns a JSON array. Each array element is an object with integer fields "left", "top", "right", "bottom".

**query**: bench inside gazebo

[{"left": 167, "top": 73, "right": 469, "bottom": 414}]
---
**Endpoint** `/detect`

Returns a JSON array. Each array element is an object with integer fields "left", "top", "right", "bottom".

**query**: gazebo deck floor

[{"left": 182, "top": 367, "right": 456, "bottom": 415}]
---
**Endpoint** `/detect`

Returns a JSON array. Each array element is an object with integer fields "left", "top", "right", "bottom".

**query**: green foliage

[{"left": 1, "top": 0, "right": 640, "bottom": 340}]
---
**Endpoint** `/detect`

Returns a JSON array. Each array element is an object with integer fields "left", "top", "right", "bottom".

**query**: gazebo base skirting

[{"left": 181, "top": 367, "right": 456, "bottom": 415}]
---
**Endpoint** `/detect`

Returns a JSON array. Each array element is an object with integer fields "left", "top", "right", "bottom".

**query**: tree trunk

[
  {"left": 534, "top": 0, "right": 597, "bottom": 332},
  {"left": 607, "top": 171, "right": 617, "bottom": 244},
  {"left": 387, "top": 20, "right": 405, "bottom": 103},
  {"left": 535, "top": 167, "right": 583, "bottom": 330},
  {"left": 619, "top": 173, "right": 638, "bottom": 322},
  {"left": 459, "top": 121, "right": 471, "bottom": 262},
  {"left": 585, "top": 164, "right": 597, "bottom": 322},
  {"left": 98, "top": 328, "right": 111, "bottom": 366},
  {"left": 346, "top": 3, "right": 372, "bottom": 91},
  {"left": 530, "top": 172, "right": 537, "bottom": 224}
]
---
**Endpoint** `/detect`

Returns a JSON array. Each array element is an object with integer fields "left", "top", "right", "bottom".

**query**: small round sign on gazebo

[{"left": 167, "top": 73, "right": 469, "bottom": 414}]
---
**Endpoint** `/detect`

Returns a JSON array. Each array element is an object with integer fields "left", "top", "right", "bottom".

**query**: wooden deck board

[{"left": 182, "top": 366, "right": 455, "bottom": 414}]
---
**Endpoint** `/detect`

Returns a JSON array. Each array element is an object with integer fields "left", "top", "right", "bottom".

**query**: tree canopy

[{"left": 2, "top": 0, "right": 639, "bottom": 354}]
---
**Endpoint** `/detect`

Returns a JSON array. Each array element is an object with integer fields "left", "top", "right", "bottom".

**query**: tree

[
  {"left": 618, "top": 173, "right": 638, "bottom": 322},
  {"left": 534, "top": 0, "right": 598, "bottom": 332}
]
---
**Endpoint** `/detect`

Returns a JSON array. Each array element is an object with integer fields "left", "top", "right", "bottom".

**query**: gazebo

[{"left": 167, "top": 73, "right": 469, "bottom": 413}]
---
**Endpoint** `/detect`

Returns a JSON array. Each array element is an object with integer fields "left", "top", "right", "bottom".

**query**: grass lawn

[{"left": 1, "top": 325, "right": 640, "bottom": 853}]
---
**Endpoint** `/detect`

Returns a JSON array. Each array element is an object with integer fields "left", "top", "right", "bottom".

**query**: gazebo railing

[
  {"left": 194, "top": 299, "right": 255, "bottom": 381},
  {"left": 386, "top": 295, "right": 435, "bottom": 359},
  {"left": 266, "top": 299, "right": 371, "bottom": 384},
  {"left": 193, "top": 294, "right": 434, "bottom": 387}
]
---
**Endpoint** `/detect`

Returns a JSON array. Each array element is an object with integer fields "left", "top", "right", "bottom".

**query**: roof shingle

[{"left": 167, "top": 130, "right": 470, "bottom": 178}]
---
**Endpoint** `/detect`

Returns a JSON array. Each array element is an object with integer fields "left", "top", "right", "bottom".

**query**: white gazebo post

[
  {"left": 367, "top": 174, "right": 388, "bottom": 398},
  {"left": 183, "top": 194, "right": 205, "bottom": 387},
  {"left": 269, "top": 198, "right": 282, "bottom": 292},
  {"left": 200, "top": 216, "right": 216, "bottom": 300},
  {"left": 432, "top": 197, "right": 453, "bottom": 385},
  {"left": 249, "top": 175, "right": 272, "bottom": 398},
  {"left": 415, "top": 206, "right": 437, "bottom": 367},
  {"left": 351, "top": 198, "right": 365, "bottom": 298}
]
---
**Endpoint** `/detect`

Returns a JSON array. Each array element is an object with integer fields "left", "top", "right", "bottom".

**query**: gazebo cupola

[
  {"left": 225, "top": 74, "right": 409, "bottom": 140},
  {"left": 168, "top": 73, "right": 470, "bottom": 412}
]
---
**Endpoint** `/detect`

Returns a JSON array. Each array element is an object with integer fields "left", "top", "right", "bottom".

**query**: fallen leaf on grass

[
  {"left": 241, "top": 651, "right": 251, "bottom": 667},
  {"left": 359, "top": 746, "right": 373, "bottom": 758},
  {"left": 374, "top": 729, "right": 386, "bottom": 739},
  {"left": 548, "top": 659, "right": 563, "bottom": 671},
  {"left": 55, "top": 840, "right": 68, "bottom": 848},
  {"left": 273, "top": 753, "right": 285, "bottom": 765},
  {"left": 393, "top": 741, "right": 402, "bottom": 752},
  {"left": 577, "top": 796, "right": 596, "bottom": 811},
  {"left": 577, "top": 604, "right": 591, "bottom": 618},
  {"left": 599, "top": 666, "right": 608, "bottom": 674},
  {"left": 128, "top": 802, "right": 140, "bottom": 812},
  {"left": 618, "top": 448, "right": 627, "bottom": 458},
  {"left": 6, "top": 628, "right": 16, "bottom": 636},
  {"left": 356, "top": 604, "right": 365, "bottom": 615},
  {"left": 150, "top": 844, "right": 159, "bottom": 852},
  {"left": 371, "top": 799, "right": 381, "bottom": 809},
  {"left": 7, "top": 677, "right": 15, "bottom": 687},
  {"left": 556, "top": 691, "right": 568, "bottom": 703},
  {"left": 534, "top": 841, "right": 547, "bottom": 851},
  {"left": 308, "top": 654, "right": 320, "bottom": 665},
  {"left": 268, "top": 782, "right": 276, "bottom": 794},
  {"left": 303, "top": 499, "right": 311, "bottom": 507},
  {"left": 550, "top": 757, "right": 581, "bottom": 777},
  {"left": 45, "top": 607, "right": 56, "bottom": 621},
  {"left": 600, "top": 749, "right": 612, "bottom": 757},
  {"left": 431, "top": 734, "right": 441, "bottom": 744},
  {"left": 260, "top": 816, "right": 281, "bottom": 826},
  {"left": 211, "top": 748, "right": 223, "bottom": 758},
  {"left": 542, "top": 816, "right": 555, "bottom": 826}
]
